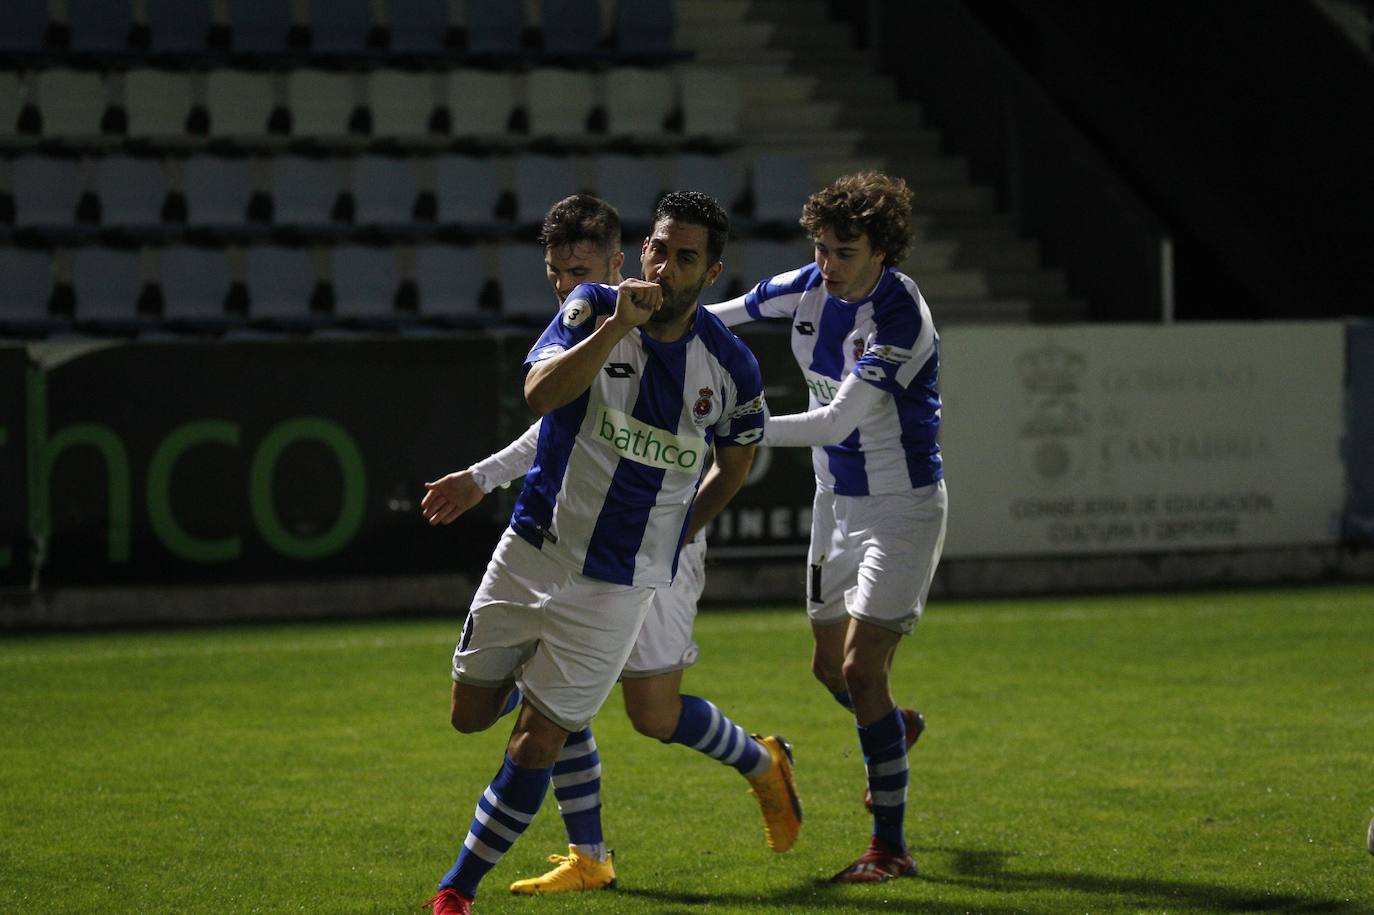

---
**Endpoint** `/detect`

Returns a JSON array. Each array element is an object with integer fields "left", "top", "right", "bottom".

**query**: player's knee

[
  {"left": 841, "top": 654, "right": 884, "bottom": 693},
  {"left": 628, "top": 706, "right": 676, "bottom": 741},
  {"left": 449, "top": 704, "right": 491, "bottom": 734},
  {"left": 507, "top": 727, "right": 565, "bottom": 768},
  {"left": 812, "top": 656, "right": 845, "bottom": 692}
]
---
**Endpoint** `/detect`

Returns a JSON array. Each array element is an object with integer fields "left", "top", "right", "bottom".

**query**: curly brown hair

[{"left": 799, "top": 171, "right": 913, "bottom": 266}]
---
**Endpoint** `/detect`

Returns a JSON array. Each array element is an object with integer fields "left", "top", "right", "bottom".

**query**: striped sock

[
  {"left": 857, "top": 707, "right": 909, "bottom": 851},
  {"left": 440, "top": 755, "right": 551, "bottom": 900},
  {"left": 552, "top": 727, "right": 604, "bottom": 851},
  {"left": 666, "top": 695, "right": 766, "bottom": 778}
]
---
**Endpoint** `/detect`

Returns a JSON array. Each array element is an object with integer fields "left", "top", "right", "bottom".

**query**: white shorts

[
  {"left": 806, "top": 480, "right": 947, "bottom": 635},
  {"left": 622, "top": 532, "right": 705, "bottom": 678},
  {"left": 453, "top": 528, "right": 655, "bottom": 732}
]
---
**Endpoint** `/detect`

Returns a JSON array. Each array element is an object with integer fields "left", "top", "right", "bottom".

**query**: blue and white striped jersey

[
  {"left": 513, "top": 283, "right": 766, "bottom": 587},
  {"left": 742, "top": 262, "right": 941, "bottom": 495}
]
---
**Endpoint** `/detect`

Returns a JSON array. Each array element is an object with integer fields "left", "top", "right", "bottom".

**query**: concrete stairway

[{"left": 675, "top": 0, "right": 1086, "bottom": 324}]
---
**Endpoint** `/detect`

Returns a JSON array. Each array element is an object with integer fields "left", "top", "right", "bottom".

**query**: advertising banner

[
  {"left": 30, "top": 338, "right": 519, "bottom": 586},
  {"left": 938, "top": 323, "right": 1346, "bottom": 557},
  {"left": 0, "top": 345, "right": 29, "bottom": 588}
]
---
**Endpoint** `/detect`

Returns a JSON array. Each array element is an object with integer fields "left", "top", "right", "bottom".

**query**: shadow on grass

[
  {"left": 615, "top": 845, "right": 1363, "bottom": 914},
  {"left": 915, "top": 845, "right": 1363, "bottom": 913}
]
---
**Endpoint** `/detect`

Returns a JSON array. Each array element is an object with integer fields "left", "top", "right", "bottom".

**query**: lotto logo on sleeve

[{"left": 594, "top": 405, "right": 706, "bottom": 473}]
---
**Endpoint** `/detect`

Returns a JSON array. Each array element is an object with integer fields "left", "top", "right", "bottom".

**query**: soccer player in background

[
  {"left": 708, "top": 171, "right": 946, "bottom": 883},
  {"left": 422, "top": 193, "right": 801, "bottom": 896},
  {"left": 424, "top": 192, "right": 786, "bottom": 915}
]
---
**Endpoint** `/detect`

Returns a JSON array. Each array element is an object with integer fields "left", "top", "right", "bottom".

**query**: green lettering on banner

[
  {"left": 250, "top": 417, "right": 366, "bottom": 560},
  {"left": 147, "top": 420, "right": 242, "bottom": 562},
  {"left": 0, "top": 425, "right": 8, "bottom": 568},
  {"left": 27, "top": 366, "right": 132, "bottom": 563}
]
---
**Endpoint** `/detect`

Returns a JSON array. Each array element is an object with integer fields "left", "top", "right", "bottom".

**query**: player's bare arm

[
  {"left": 421, "top": 470, "right": 485, "bottom": 526},
  {"left": 525, "top": 279, "right": 663, "bottom": 415},
  {"left": 684, "top": 444, "right": 756, "bottom": 541}
]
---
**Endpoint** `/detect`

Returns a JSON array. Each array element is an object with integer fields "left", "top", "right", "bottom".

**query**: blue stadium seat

[
  {"left": 352, "top": 156, "right": 419, "bottom": 225},
  {"left": 286, "top": 69, "right": 359, "bottom": 139},
  {"left": 750, "top": 154, "right": 815, "bottom": 224},
  {"left": 245, "top": 246, "right": 322, "bottom": 321},
  {"left": 593, "top": 155, "right": 667, "bottom": 227},
  {"left": 34, "top": 69, "right": 109, "bottom": 138},
  {"left": 0, "top": 0, "right": 50, "bottom": 52},
  {"left": 526, "top": 68, "right": 596, "bottom": 139},
  {"left": 540, "top": 0, "right": 600, "bottom": 58},
  {"left": 331, "top": 245, "right": 402, "bottom": 321},
  {"left": 464, "top": 0, "right": 524, "bottom": 56},
  {"left": 604, "top": 67, "right": 675, "bottom": 139},
  {"left": 0, "top": 73, "right": 26, "bottom": 138},
  {"left": 445, "top": 70, "right": 515, "bottom": 138},
  {"left": 513, "top": 155, "right": 584, "bottom": 225},
  {"left": 671, "top": 154, "right": 744, "bottom": 217},
  {"left": 413, "top": 244, "right": 488, "bottom": 323},
  {"left": 205, "top": 70, "right": 276, "bottom": 138},
  {"left": 0, "top": 248, "right": 56, "bottom": 327},
  {"left": 69, "top": 247, "right": 147, "bottom": 324},
  {"left": 184, "top": 156, "right": 258, "bottom": 227},
  {"left": 386, "top": 0, "right": 449, "bottom": 53},
  {"left": 146, "top": 0, "right": 213, "bottom": 53},
  {"left": 368, "top": 70, "right": 436, "bottom": 139},
  {"left": 434, "top": 155, "right": 506, "bottom": 226},
  {"left": 124, "top": 69, "right": 195, "bottom": 138},
  {"left": 228, "top": 0, "right": 295, "bottom": 53},
  {"left": 95, "top": 156, "right": 170, "bottom": 227},
  {"left": 159, "top": 246, "right": 235, "bottom": 324},
  {"left": 495, "top": 241, "right": 555, "bottom": 319},
  {"left": 271, "top": 156, "right": 343, "bottom": 227},
  {"left": 615, "top": 0, "right": 675, "bottom": 55},
  {"left": 67, "top": 0, "right": 133, "bottom": 53},
  {"left": 308, "top": 0, "right": 373, "bottom": 52},
  {"left": 12, "top": 157, "right": 82, "bottom": 227}
]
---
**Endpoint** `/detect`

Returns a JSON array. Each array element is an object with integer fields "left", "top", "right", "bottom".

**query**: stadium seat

[
  {"left": 446, "top": 70, "right": 516, "bottom": 138},
  {"left": 0, "top": 74, "right": 25, "bottom": 138},
  {"left": 330, "top": 245, "right": 402, "bottom": 320},
  {"left": 464, "top": 0, "right": 524, "bottom": 57},
  {"left": 0, "top": 0, "right": 50, "bottom": 53},
  {"left": 67, "top": 0, "right": 133, "bottom": 53},
  {"left": 615, "top": 0, "right": 676, "bottom": 55},
  {"left": 749, "top": 153, "right": 815, "bottom": 223},
  {"left": 495, "top": 241, "right": 555, "bottom": 319},
  {"left": 413, "top": 244, "right": 488, "bottom": 322},
  {"left": 271, "top": 156, "right": 344, "bottom": 226},
  {"left": 228, "top": 0, "right": 296, "bottom": 53},
  {"left": 206, "top": 70, "right": 277, "bottom": 138},
  {"left": 287, "top": 69, "right": 360, "bottom": 139},
  {"left": 604, "top": 67, "right": 675, "bottom": 139},
  {"left": 33, "top": 69, "right": 110, "bottom": 138},
  {"left": 368, "top": 70, "right": 438, "bottom": 140},
  {"left": 0, "top": 248, "right": 56, "bottom": 327},
  {"left": 386, "top": 0, "right": 449, "bottom": 54},
  {"left": 513, "top": 155, "right": 587, "bottom": 225},
  {"left": 12, "top": 157, "right": 83, "bottom": 227},
  {"left": 671, "top": 153, "right": 745, "bottom": 216},
  {"left": 184, "top": 156, "right": 259, "bottom": 227},
  {"left": 94, "top": 156, "right": 170, "bottom": 227},
  {"left": 146, "top": 0, "right": 213, "bottom": 53},
  {"left": 540, "top": 0, "right": 601, "bottom": 59},
  {"left": 678, "top": 69, "right": 742, "bottom": 140},
  {"left": 352, "top": 156, "right": 420, "bottom": 225},
  {"left": 593, "top": 155, "right": 667, "bottom": 226},
  {"left": 308, "top": 0, "right": 374, "bottom": 53},
  {"left": 123, "top": 69, "right": 195, "bottom": 138},
  {"left": 434, "top": 155, "right": 507, "bottom": 226},
  {"left": 726, "top": 239, "right": 812, "bottom": 300},
  {"left": 69, "top": 247, "right": 148, "bottom": 323},
  {"left": 244, "top": 246, "right": 322, "bottom": 321},
  {"left": 526, "top": 69, "right": 597, "bottom": 138},
  {"left": 158, "top": 245, "right": 236, "bottom": 324}
]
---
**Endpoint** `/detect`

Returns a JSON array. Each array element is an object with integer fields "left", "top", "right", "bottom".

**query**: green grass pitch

[{"left": 2, "top": 584, "right": 1371, "bottom": 913}]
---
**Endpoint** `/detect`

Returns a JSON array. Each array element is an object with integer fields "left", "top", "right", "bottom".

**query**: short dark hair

[
  {"left": 539, "top": 194, "right": 622, "bottom": 256},
  {"left": 652, "top": 191, "right": 730, "bottom": 265},
  {"left": 800, "top": 171, "right": 913, "bottom": 266}
]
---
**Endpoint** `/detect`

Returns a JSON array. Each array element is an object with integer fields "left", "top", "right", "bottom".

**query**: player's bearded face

[{"left": 641, "top": 219, "right": 719, "bottom": 324}]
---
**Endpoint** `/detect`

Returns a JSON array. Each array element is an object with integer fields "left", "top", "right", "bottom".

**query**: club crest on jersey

[
  {"left": 853, "top": 337, "right": 866, "bottom": 363},
  {"left": 692, "top": 387, "right": 714, "bottom": 420},
  {"left": 561, "top": 298, "right": 592, "bottom": 328}
]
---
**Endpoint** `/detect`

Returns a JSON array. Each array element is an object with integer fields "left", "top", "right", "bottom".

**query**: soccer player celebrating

[
  {"left": 424, "top": 192, "right": 789, "bottom": 915},
  {"left": 422, "top": 194, "right": 801, "bottom": 896},
  {"left": 708, "top": 171, "right": 946, "bottom": 883}
]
